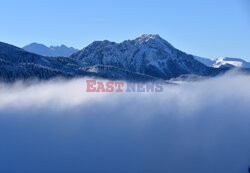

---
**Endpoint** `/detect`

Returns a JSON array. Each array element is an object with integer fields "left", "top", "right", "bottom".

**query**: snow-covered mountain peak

[
  {"left": 217, "top": 57, "right": 245, "bottom": 62},
  {"left": 135, "top": 34, "right": 173, "bottom": 47},
  {"left": 213, "top": 57, "right": 250, "bottom": 68},
  {"left": 193, "top": 56, "right": 250, "bottom": 69},
  {"left": 70, "top": 35, "right": 219, "bottom": 79},
  {"left": 128, "top": 34, "right": 174, "bottom": 54},
  {"left": 136, "top": 34, "right": 160, "bottom": 42}
]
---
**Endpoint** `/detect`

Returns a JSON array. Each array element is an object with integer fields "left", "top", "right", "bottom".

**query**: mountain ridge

[
  {"left": 23, "top": 43, "right": 79, "bottom": 57},
  {"left": 0, "top": 34, "right": 237, "bottom": 82}
]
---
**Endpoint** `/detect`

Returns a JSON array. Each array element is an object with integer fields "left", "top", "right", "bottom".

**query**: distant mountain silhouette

[{"left": 23, "top": 43, "right": 78, "bottom": 57}]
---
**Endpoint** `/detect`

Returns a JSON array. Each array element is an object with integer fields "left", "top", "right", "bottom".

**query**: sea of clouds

[{"left": 0, "top": 71, "right": 250, "bottom": 173}]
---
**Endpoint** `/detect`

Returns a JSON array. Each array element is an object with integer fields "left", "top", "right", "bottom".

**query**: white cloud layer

[{"left": 0, "top": 71, "right": 250, "bottom": 173}]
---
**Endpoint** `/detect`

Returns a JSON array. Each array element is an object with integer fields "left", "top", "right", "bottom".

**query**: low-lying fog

[{"left": 0, "top": 71, "right": 250, "bottom": 173}]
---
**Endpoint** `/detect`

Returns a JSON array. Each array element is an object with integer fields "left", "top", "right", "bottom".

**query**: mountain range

[
  {"left": 0, "top": 34, "right": 248, "bottom": 82},
  {"left": 23, "top": 43, "right": 79, "bottom": 57},
  {"left": 22, "top": 39, "right": 250, "bottom": 70}
]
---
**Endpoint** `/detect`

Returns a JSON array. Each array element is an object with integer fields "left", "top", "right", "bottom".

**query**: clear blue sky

[{"left": 0, "top": 0, "right": 249, "bottom": 60}]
